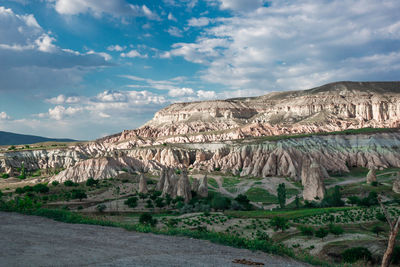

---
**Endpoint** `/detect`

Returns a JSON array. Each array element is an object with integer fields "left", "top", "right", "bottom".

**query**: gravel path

[{"left": 0, "top": 212, "right": 308, "bottom": 267}]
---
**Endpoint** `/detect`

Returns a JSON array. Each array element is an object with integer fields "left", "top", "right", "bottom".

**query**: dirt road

[{"left": 0, "top": 212, "right": 308, "bottom": 267}]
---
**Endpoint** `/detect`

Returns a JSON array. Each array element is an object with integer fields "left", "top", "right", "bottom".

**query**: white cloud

[
  {"left": 87, "top": 50, "right": 112, "bottom": 61},
  {"left": 0, "top": 6, "right": 110, "bottom": 92},
  {"left": 120, "top": 49, "right": 147, "bottom": 58},
  {"left": 0, "top": 111, "right": 10, "bottom": 120},
  {"left": 168, "top": 12, "right": 177, "bottom": 22},
  {"left": 165, "top": 0, "right": 400, "bottom": 90},
  {"left": 168, "top": 87, "right": 194, "bottom": 97},
  {"left": 188, "top": 17, "right": 210, "bottom": 27},
  {"left": 167, "top": 26, "right": 183, "bottom": 37},
  {"left": 35, "top": 33, "right": 57, "bottom": 52},
  {"left": 107, "top": 44, "right": 126, "bottom": 51},
  {"left": 47, "top": 0, "right": 159, "bottom": 20},
  {"left": 197, "top": 90, "right": 217, "bottom": 99}
]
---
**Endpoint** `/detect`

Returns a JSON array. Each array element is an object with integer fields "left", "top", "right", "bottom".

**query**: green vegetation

[
  {"left": 124, "top": 196, "right": 138, "bottom": 208},
  {"left": 342, "top": 247, "right": 371, "bottom": 263},
  {"left": 86, "top": 178, "right": 99, "bottom": 187},
  {"left": 1, "top": 173, "right": 9, "bottom": 179},
  {"left": 245, "top": 187, "right": 277, "bottom": 204},
  {"left": 51, "top": 181, "right": 59, "bottom": 186},
  {"left": 64, "top": 180, "right": 78, "bottom": 187},
  {"left": 270, "top": 217, "right": 289, "bottom": 232},
  {"left": 139, "top": 213, "right": 157, "bottom": 226},
  {"left": 315, "top": 227, "right": 328, "bottom": 240},
  {"left": 277, "top": 183, "right": 286, "bottom": 208},
  {"left": 208, "top": 178, "right": 218, "bottom": 188}
]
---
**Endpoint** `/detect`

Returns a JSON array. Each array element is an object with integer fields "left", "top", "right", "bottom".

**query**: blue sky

[{"left": 0, "top": 0, "right": 399, "bottom": 140}]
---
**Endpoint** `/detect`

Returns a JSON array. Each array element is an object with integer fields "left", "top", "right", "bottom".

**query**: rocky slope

[
  {"left": 0, "top": 81, "right": 399, "bottom": 184},
  {"left": 99, "top": 81, "right": 400, "bottom": 146}
]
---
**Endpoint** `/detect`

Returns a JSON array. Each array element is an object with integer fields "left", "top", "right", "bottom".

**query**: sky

[{"left": 0, "top": 0, "right": 399, "bottom": 140}]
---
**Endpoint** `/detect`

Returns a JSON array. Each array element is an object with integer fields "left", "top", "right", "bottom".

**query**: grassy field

[
  {"left": 225, "top": 207, "right": 355, "bottom": 219},
  {"left": 245, "top": 187, "right": 278, "bottom": 204}
]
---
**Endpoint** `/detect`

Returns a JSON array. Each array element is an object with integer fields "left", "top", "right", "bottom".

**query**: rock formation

[
  {"left": 138, "top": 173, "right": 148, "bottom": 194},
  {"left": 191, "top": 178, "right": 199, "bottom": 192},
  {"left": 302, "top": 161, "right": 326, "bottom": 201},
  {"left": 156, "top": 169, "right": 166, "bottom": 191},
  {"left": 162, "top": 169, "right": 177, "bottom": 198},
  {"left": 176, "top": 169, "right": 192, "bottom": 203},
  {"left": 393, "top": 172, "right": 400, "bottom": 193},
  {"left": 366, "top": 168, "right": 377, "bottom": 183},
  {"left": 197, "top": 175, "right": 208, "bottom": 198}
]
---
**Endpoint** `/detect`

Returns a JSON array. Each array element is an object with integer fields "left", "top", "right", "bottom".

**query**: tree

[
  {"left": 19, "top": 162, "right": 26, "bottom": 179},
  {"left": 96, "top": 204, "right": 106, "bottom": 212},
  {"left": 51, "top": 181, "right": 59, "bottom": 186},
  {"left": 347, "top": 195, "right": 360, "bottom": 206},
  {"left": 277, "top": 183, "right": 286, "bottom": 209},
  {"left": 139, "top": 213, "right": 157, "bottom": 226},
  {"left": 329, "top": 224, "right": 344, "bottom": 236},
  {"left": 270, "top": 216, "right": 289, "bottom": 232},
  {"left": 71, "top": 189, "right": 87, "bottom": 201},
  {"left": 315, "top": 227, "right": 328, "bottom": 240},
  {"left": 86, "top": 178, "right": 98, "bottom": 187},
  {"left": 124, "top": 196, "right": 138, "bottom": 208},
  {"left": 295, "top": 195, "right": 300, "bottom": 209},
  {"left": 32, "top": 184, "right": 49, "bottom": 194},
  {"left": 234, "top": 194, "right": 251, "bottom": 210},
  {"left": 298, "top": 225, "right": 314, "bottom": 237},
  {"left": 64, "top": 180, "right": 78, "bottom": 187},
  {"left": 211, "top": 195, "right": 231, "bottom": 211},
  {"left": 379, "top": 195, "right": 400, "bottom": 267},
  {"left": 155, "top": 197, "right": 165, "bottom": 208},
  {"left": 331, "top": 186, "right": 344, "bottom": 206},
  {"left": 372, "top": 225, "right": 384, "bottom": 237}
]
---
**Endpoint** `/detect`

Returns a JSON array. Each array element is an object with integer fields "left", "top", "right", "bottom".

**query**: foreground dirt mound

[{"left": 0, "top": 212, "right": 307, "bottom": 267}]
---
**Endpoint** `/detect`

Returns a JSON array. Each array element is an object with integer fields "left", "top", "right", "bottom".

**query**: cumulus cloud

[
  {"left": 167, "top": 26, "right": 183, "bottom": 37},
  {"left": 0, "top": 111, "right": 10, "bottom": 120},
  {"left": 168, "top": 87, "right": 194, "bottom": 97},
  {"left": 0, "top": 6, "right": 110, "bottom": 91},
  {"left": 188, "top": 17, "right": 210, "bottom": 27},
  {"left": 47, "top": 0, "right": 159, "bottom": 20},
  {"left": 120, "top": 49, "right": 147, "bottom": 58},
  {"left": 164, "top": 0, "right": 400, "bottom": 90},
  {"left": 107, "top": 44, "right": 126, "bottom": 51},
  {"left": 168, "top": 12, "right": 177, "bottom": 22}
]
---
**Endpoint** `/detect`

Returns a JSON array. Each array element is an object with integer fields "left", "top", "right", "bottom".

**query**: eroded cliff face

[
  {"left": 2, "top": 131, "right": 399, "bottom": 183},
  {"left": 97, "top": 82, "right": 400, "bottom": 146},
  {"left": 1, "top": 81, "right": 400, "bottom": 183}
]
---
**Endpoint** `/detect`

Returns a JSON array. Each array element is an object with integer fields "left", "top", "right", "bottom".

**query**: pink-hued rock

[
  {"left": 138, "top": 173, "right": 148, "bottom": 194},
  {"left": 366, "top": 168, "right": 377, "bottom": 183},
  {"left": 302, "top": 161, "right": 326, "bottom": 201}
]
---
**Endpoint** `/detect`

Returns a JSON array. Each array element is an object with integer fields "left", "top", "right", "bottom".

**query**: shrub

[
  {"left": 371, "top": 225, "right": 384, "bottom": 236},
  {"left": 376, "top": 212, "right": 387, "bottom": 222},
  {"left": 86, "top": 178, "right": 98, "bottom": 187},
  {"left": 96, "top": 204, "right": 106, "bottom": 212},
  {"left": 1, "top": 173, "right": 9, "bottom": 179},
  {"left": 342, "top": 247, "right": 372, "bottom": 263},
  {"left": 51, "top": 181, "right": 59, "bottom": 186},
  {"left": 277, "top": 183, "right": 286, "bottom": 208},
  {"left": 71, "top": 189, "right": 87, "bottom": 201},
  {"left": 392, "top": 246, "right": 400, "bottom": 264},
  {"left": 234, "top": 194, "right": 251, "bottom": 210},
  {"left": 371, "top": 181, "right": 378, "bottom": 187},
  {"left": 32, "top": 184, "right": 49, "bottom": 194},
  {"left": 315, "top": 227, "right": 328, "bottom": 240},
  {"left": 329, "top": 224, "right": 344, "bottom": 236},
  {"left": 64, "top": 180, "right": 78, "bottom": 187},
  {"left": 298, "top": 226, "right": 314, "bottom": 237},
  {"left": 211, "top": 195, "right": 231, "bottom": 211},
  {"left": 347, "top": 195, "right": 360, "bottom": 206},
  {"left": 145, "top": 199, "right": 154, "bottom": 208},
  {"left": 124, "top": 196, "right": 138, "bottom": 208},
  {"left": 270, "top": 217, "right": 289, "bottom": 232},
  {"left": 0, "top": 190, "right": 2, "bottom": 198},
  {"left": 155, "top": 197, "right": 165, "bottom": 208},
  {"left": 139, "top": 213, "right": 157, "bottom": 226}
]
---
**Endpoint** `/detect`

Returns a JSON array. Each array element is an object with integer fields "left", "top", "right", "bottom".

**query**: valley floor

[{"left": 0, "top": 212, "right": 307, "bottom": 267}]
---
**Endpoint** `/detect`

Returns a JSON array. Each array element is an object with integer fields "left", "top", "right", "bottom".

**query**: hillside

[
  {"left": 98, "top": 81, "right": 400, "bottom": 146},
  {"left": 0, "top": 131, "right": 76, "bottom": 146}
]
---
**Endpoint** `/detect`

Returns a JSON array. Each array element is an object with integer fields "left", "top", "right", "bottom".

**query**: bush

[
  {"left": 1, "top": 173, "right": 9, "bottom": 179},
  {"left": 64, "top": 180, "right": 78, "bottom": 187},
  {"left": 155, "top": 197, "right": 165, "bottom": 208},
  {"left": 211, "top": 195, "right": 231, "bottom": 211},
  {"left": 71, "top": 189, "right": 87, "bottom": 201},
  {"left": 376, "top": 212, "right": 387, "bottom": 222},
  {"left": 315, "top": 227, "right": 328, "bottom": 240},
  {"left": 32, "top": 184, "right": 49, "bottom": 194},
  {"left": 347, "top": 195, "right": 360, "bottom": 206},
  {"left": 86, "top": 178, "right": 98, "bottom": 187},
  {"left": 298, "top": 226, "right": 314, "bottom": 237},
  {"left": 139, "top": 213, "right": 157, "bottom": 226},
  {"left": 96, "top": 204, "right": 106, "bottom": 212},
  {"left": 0, "top": 190, "right": 3, "bottom": 198},
  {"left": 329, "top": 224, "right": 344, "bottom": 236},
  {"left": 372, "top": 225, "right": 384, "bottom": 236},
  {"left": 277, "top": 183, "right": 286, "bottom": 208},
  {"left": 371, "top": 181, "right": 378, "bottom": 187},
  {"left": 124, "top": 196, "right": 138, "bottom": 208},
  {"left": 270, "top": 217, "right": 289, "bottom": 232},
  {"left": 342, "top": 247, "right": 372, "bottom": 263},
  {"left": 234, "top": 194, "right": 251, "bottom": 210},
  {"left": 358, "top": 192, "right": 378, "bottom": 207},
  {"left": 392, "top": 246, "right": 400, "bottom": 264},
  {"left": 51, "top": 181, "right": 59, "bottom": 186}
]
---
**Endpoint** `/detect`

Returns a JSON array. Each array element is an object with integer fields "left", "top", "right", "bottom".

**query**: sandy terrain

[{"left": 0, "top": 212, "right": 308, "bottom": 267}]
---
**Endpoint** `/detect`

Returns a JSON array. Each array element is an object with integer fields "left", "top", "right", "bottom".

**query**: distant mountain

[{"left": 0, "top": 131, "right": 76, "bottom": 146}]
